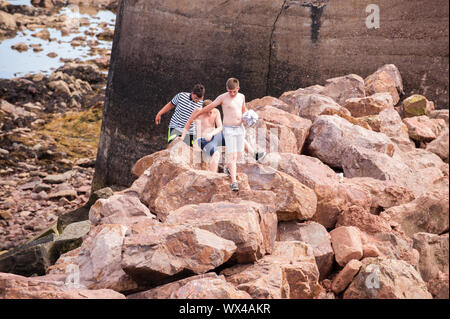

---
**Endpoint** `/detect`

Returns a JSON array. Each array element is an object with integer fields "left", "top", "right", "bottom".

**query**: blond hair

[{"left": 203, "top": 99, "right": 212, "bottom": 107}]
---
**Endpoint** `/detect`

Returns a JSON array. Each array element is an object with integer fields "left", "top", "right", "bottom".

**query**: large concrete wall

[{"left": 92, "top": 0, "right": 449, "bottom": 189}]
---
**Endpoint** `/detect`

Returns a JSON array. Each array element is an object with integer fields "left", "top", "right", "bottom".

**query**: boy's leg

[
  {"left": 227, "top": 152, "right": 238, "bottom": 183},
  {"left": 209, "top": 151, "right": 220, "bottom": 172}
]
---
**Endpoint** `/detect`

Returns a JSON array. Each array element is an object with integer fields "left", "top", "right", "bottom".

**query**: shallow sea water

[{"left": 0, "top": 3, "right": 116, "bottom": 78}]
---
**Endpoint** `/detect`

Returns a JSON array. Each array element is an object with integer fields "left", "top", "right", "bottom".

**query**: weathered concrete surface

[{"left": 93, "top": 0, "right": 449, "bottom": 188}]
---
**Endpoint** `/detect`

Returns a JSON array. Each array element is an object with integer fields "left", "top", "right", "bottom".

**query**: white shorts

[{"left": 223, "top": 125, "right": 245, "bottom": 154}]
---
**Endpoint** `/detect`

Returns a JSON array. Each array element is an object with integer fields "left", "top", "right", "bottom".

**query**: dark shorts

[
  {"left": 197, "top": 132, "right": 225, "bottom": 156},
  {"left": 168, "top": 127, "right": 194, "bottom": 146}
]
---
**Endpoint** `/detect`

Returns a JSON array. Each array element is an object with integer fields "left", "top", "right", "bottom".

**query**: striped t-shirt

[{"left": 169, "top": 92, "right": 203, "bottom": 135}]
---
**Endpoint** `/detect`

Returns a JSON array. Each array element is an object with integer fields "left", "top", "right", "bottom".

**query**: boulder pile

[{"left": 1, "top": 64, "right": 448, "bottom": 299}]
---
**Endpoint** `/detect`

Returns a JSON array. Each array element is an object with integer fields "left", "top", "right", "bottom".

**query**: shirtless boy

[
  {"left": 187, "top": 78, "right": 259, "bottom": 191},
  {"left": 180, "top": 100, "right": 224, "bottom": 172},
  {"left": 181, "top": 99, "right": 265, "bottom": 175}
]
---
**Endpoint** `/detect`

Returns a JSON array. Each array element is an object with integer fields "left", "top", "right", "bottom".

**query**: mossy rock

[
  {"left": 36, "top": 106, "right": 102, "bottom": 161},
  {"left": 402, "top": 94, "right": 430, "bottom": 117},
  {"left": 50, "top": 220, "right": 91, "bottom": 263},
  {"left": 56, "top": 187, "right": 114, "bottom": 233}
]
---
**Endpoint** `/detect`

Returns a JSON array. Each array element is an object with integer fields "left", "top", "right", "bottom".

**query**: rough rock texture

[
  {"left": 402, "top": 95, "right": 435, "bottom": 118},
  {"left": 277, "top": 221, "right": 334, "bottom": 280},
  {"left": 331, "top": 259, "right": 362, "bottom": 294},
  {"left": 0, "top": 234, "right": 56, "bottom": 277},
  {"left": 425, "top": 127, "right": 449, "bottom": 163},
  {"left": 93, "top": 0, "right": 449, "bottom": 189},
  {"left": 403, "top": 116, "right": 446, "bottom": 142},
  {"left": 426, "top": 272, "right": 449, "bottom": 299},
  {"left": 246, "top": 96, "right": 289, "bottom": 111},
  {"left": 344, "top": 93, "right": 393, "bottom": 117},
  {"left": 165, "top": 201, "right": 277, "bottom": 263},
  {"left": 412, "top": 232, "right": 449, "bottom": 283},
  {"left": 153, "top": 170, "right": 252, "bottom": 221},
  {"left": 127, "top": 273, "right": 251, "bottom": 299},
  {"left": 222, "top": 241, "right": 323, "bottom": 299},
  {"left": 307, "top": 115, "right": 394, "bottom": 169},
  {"left": 343, "top": 257, "right": 432, "bottom": 299},
  {"left": 364, "top": 70, "right": 400, "bottom": 105},
  {"left": 0, "top": 272, "right": 126, "bottom": 299},
  {"left": 341, "top": 145, "right": 445, "bottom": 198},
  {"left": 237, "top": 163, "right": 317, "bottom": 221},
  {"left": 281, "top": 93, "right": 350, "bottom": 122},
  {"left": 89, "top": 193, "right": 156, "bottom": 226},
  {"left": 124, "top": 146, "right": 193, "bottom": 214},
  {"left": 121, "top": 221, "right": 237, "bottom": 285},
  {"left": 320, "top": 74, "right": 365, "bottom": 106},
  {"left": 76, "top": 224, "right": 139, "bottom": 293},
  {"left": 330, "top": 226, "right": 363, "bottom": 267},
  {"left": 345, "top": 177, "right": 415, "bottom": 214},
  {"left": 262, "top": 152, "right": 371, "bottom": 229},
  {"left": 376, "top": 107, "right": 415, "bottom": 151},
  {"left": 429, "top": 109, "right": 449, "bottom": 126},
  {"left": 380, "top": 189, "right": 449, "bottom": 237},
  {"left": 251, "top": 104, "right": 312, "bottom": 153}
]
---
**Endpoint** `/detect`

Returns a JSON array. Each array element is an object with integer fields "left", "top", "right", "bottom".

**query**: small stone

[
  {"left": 11, "top": 42, "right": 28, "bottom": 52},
  {"left": 0, "top": 211, "right": 13, "bottom": 220},
  {"left": 331, "top": 259, "right": 363, "bottom": 294},
  {"left": 48, "top": 189, "right": 77, "bottom": 200},
  {"left": 2, "top": 199, "right": 15, "bottom": 209}
]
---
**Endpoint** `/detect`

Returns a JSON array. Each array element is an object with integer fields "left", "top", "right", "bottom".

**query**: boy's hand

[
  {"left": 205, "top": 133, "right": 213, "bottom": 142},
  {"left": 155, "top": 113, "right": 162, "bottom": 125}
]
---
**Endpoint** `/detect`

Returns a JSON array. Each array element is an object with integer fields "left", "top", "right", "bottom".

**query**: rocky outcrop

[
  {"left": 402, "top": 95, "right": 435, "bottom": 118},
  {"left": 221, "top": 241, "right": 323, "bottom": 299},
  {"left": 121, "top": 221, "right": 237, "bottom": 286},
  {"left": 380, "top": 189, "right": 449, "bottom": 238},
  {"left": 343, "top": 257, "right": 432, "bottom": 299},
  {"left": 344, "top": 93, "right": 394, "bottom": 118},
  {"left": 277, "top": 221, "right": 334, "bottom": 279},
  {"left": 307, "top": 115, "right": 394, "bottom": 169},
  {"left": 262, "top": 152, "right": 371, "bottom": 229},
  {"left": 88, "top": 193, "right": 156, "bottom": 226},
  {"left": 127, "top": 273, "right": 251, "bottom": 299},
  {"left": 237, "top": 163, "right": 317, "bottom": 221},
  {"left": 165, "top": 201, "right": 277, "bottom": 264},
  {"left": 330, "top": 226, "right": 363, "bottom": 267},
  {"left": 0, "top": 272, "right": 125, "bottom": 299},
  {"left": 91, "top": 0, "right": 449, "bottom": 188}
]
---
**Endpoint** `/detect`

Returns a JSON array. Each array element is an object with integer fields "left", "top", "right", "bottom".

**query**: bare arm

[
  {"left": 155, "top": 101, "right": 175, "bottom": 125},
  {"left": 210, "top": 110, "right": 223, "bottom": 136},
  {"left": 180, "top": 108, "right": 202, "bottom": 140},
  {"left": 195, "top": 95, "right": 223, "bottom": 118},
  {"left": 241, "top": 96, "right": 247, "bottom": 115}
]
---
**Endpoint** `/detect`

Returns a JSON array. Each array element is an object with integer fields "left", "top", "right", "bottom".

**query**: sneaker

[
  {"left": 231, "top": 182, "right": 239, "bottom": 192},
  {"left": 255, "top": 152, "right": 266, "bottom": 162}
]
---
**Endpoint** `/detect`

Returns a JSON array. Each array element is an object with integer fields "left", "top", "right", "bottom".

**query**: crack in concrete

[{"left": 266, "top": 0, "right": 288, "bottom": 96}]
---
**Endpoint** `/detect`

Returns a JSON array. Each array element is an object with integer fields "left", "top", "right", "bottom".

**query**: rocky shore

[
  {"left": 1, "top": 0, "right": 113, "bottom": 251},
  {"left": 0, "top": 1, "right": 449, "bottom": 301},
  {"left": 1, "top": 57, "right": 449, "bottom": 299}
]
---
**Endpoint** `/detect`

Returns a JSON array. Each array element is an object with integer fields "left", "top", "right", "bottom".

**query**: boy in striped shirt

[{"left": 155, "top": 84, "right": 205, "bottom": 146}]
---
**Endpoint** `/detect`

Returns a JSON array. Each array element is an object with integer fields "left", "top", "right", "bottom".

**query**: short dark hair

[{"left": 192, "top": 84, "right": 205, "bottom": 98}]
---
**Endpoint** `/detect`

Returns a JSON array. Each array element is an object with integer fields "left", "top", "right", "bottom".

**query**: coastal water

[{"left": 0, "top": 2, "right": 115, "bottom": 78}]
